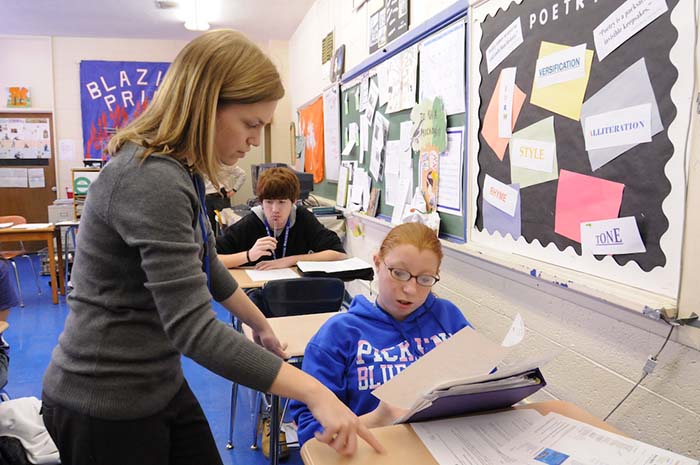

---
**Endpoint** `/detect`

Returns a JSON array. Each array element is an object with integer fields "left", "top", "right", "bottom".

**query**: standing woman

[{"left": 42, "top": 30, "right": 381, "bottom": 465}]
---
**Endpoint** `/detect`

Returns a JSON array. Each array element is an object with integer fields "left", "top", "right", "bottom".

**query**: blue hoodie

[{"left": 290, "top": 293, "right": 471, "bottom": 446}]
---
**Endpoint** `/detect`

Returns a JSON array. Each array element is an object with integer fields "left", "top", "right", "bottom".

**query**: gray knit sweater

[{"left": 42, "top": 142, "right": 283, "bottom": 420}]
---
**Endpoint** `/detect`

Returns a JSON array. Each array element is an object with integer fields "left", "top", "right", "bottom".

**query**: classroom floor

[{"left": 3, "top": 256, "right": 304, "bottom": 465}]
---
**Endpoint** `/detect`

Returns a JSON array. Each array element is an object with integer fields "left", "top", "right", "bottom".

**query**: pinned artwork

[
  {"left": 7, "top": 87, "right": 31, "bottom": 108},
  {"left": 481, "top": 71, "right": 526, "bottom": 161},
  {"left": 580, "top": 59, "right": 663, "bottom": 171},
  {"left": 554, "top": 170, "right": 624, "bottom": 243},
  {"left": 509, "top": 116, "right": 558, "bottom": 189},
  {"left": 483, "top": 182, "right": 522, "bottom": 239},
  {"left": 530, "top": 41, "right": 594, "bottom": 121}
]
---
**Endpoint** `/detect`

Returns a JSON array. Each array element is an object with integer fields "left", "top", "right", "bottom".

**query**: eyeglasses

[{"left": 384, "top": 262, "right": 440, "bottom": 287}]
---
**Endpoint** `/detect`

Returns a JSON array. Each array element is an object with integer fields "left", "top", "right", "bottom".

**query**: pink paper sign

[
  {"left": 481, "top": 74, "right": 527, "bottom": 161},
  {"left": 554, "top": 170, "right": 624, "bottom": 243}
]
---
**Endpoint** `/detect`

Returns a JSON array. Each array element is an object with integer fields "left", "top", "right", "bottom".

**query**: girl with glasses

[{"left": 290, "top": 222, "right": 472, "bottom": 446}]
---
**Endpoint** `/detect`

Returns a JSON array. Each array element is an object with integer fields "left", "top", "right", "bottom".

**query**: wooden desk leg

[
  {"left": 47, "top": 234, "right": 58, "bottom": 304},
  {"left": 55, "top": 229, "right": 65, "bottom": 296},
  {"left": 270, "top": 394, "right": 280, "bottom": 465}
]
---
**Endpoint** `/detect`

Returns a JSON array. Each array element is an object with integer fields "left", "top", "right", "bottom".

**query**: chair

[
  {"left": 226, "top": 277, "right": 346, "bottom": 459},
  {"left": 0, "top": 216, "right": 42, "bottom": 307}
]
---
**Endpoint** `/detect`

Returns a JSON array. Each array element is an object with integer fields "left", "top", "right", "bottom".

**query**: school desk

[
  {"left": 243, "top": 312, "right": 337, "bottom": 465},
  {"left": 300, "top": 400, "right": 624, "bottom": 465},
  {"left": 0, "top": 224, "right": 65, "bottom": 304},
  {"left": 228, "top": 267, "right": 300, "bottom": 289}
]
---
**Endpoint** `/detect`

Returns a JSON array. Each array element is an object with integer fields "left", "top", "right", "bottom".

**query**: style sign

[{"left": 509, "top": 138, "right": 556, "bottom": 173}]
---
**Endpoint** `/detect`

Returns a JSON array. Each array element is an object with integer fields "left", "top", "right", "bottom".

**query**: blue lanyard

[
  {"left": 263, "top": 216, "right": 290, "bottom": 260},
  {"left": 192, "top": 173, "right": 210, "bottom": 290}
]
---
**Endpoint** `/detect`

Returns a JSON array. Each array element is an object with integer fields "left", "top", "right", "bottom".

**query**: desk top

[
  {"left": 242, "top": 312, "right": 336, "bottom": 359},
  {"left": 300, "top": 400, "right": 623, "bottom": 465},
  {"left": 0, "top": 223, "right": 55, "bottom": 234},
  {"left": 228, "top": 267, "right": 300, "bottom": 289}
]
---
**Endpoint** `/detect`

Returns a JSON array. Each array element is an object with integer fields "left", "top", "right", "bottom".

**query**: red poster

[{"left": 298, "top": 96, "right": 325, "bottom": 183}]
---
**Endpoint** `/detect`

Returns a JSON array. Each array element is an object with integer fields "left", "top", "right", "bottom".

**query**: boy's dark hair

[{"left": 257, "top": 167, "right": 300, "bottom": 201}]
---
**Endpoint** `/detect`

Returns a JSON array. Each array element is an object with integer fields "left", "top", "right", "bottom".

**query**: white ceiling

[{"left": 0, "top": 0, "right": 316, "bottom": 42}]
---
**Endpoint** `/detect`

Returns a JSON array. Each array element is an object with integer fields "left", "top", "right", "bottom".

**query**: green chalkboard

[{"left": 314, "top": 73, "right": 467, "bottom": 242}]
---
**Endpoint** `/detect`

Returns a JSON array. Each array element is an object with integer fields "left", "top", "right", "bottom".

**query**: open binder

[
  {"left": 372, "top": 325, "right": 550, "bottom": 424},
  {"left": 400, "top": 367, "right": 546, "bottom": 423}
]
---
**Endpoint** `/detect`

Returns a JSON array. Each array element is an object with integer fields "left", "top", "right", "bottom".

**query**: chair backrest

[
  {"left": 261, "top": 277, "right": 345, "bottom": 318},
  {"left": 0, "top": 216, "right": 28, "bottom": 253},
  {"left": 0, "top": 216, "right": 27, "bottom": 226}
]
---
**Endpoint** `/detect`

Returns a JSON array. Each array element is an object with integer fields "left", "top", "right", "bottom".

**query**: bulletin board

[
  {"left": 314, "top": 4, "right": 471, "bottom": 242},
  {"left": 468, "top": 0, "right": 694, "bottom": 298}
]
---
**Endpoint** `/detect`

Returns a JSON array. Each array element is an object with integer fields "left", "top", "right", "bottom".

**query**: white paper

[
  {"left": 341, "top": 123, "right": 357, "bottom": 156},
  {"left": 0, "top": 168, "right": 28, "bottom": 188},
  {"left": 509, "top": 138, "right": 556, "bottom": 173},
  {"left": 581, "top": 216, "right": 646, "bottom": 256},
  {"left": 391, "top": 181, "right": 411, "bottom": 225},
  {"left": 360, "top": 114, "right": 370, "bottom": 163},
  {"left": 323, "top": 85, "right": 342, "bottom": 181},
  {"left": 0, "top": 222, "right": 13, "bottom": 229},
  {"left": 385, "top": 45, "right": 419, "bottom": 114},
  {"left": 297, "top": 257, "right": 372, "bottom": 273},
  {"left": 360, "top": 75, "right": 369, "bottom": 112},
  {"left": 483, "top": 174, "right": 518, "bottom": 217},
  {"left": 534, "top": 44, "right": 587, "bottom": 88},
  {"left": 245, "top": 268, "right": 300, "bottom": 282},
  {"left": 419, "top": 22, "right": 466, "bottom": 115},
  {"left": 399, "top": 121, "right": 413, "bottom": 153},
  {"left": 507, "top": 413, "right": 699, "bottom": 465},
  {"left": 594, "top": 0, "right": 668, "bottom": 61},
  {"left": 10, "top": 223, "right": 52, "bottom": 229},
  {"left": 27, "top": 168, "right": 45, "bottom": 188},
  {"left": 350, "top": 167, "right": 366, "bottom": 205},
  {"left": 497, "top": 68, "right": 517, "bottom": 138},
  {"left": 412, "top": 410, "right": 543, "bottom": 465},
  {"left": 370, "top": 112, "right": 389, "bottom": 181},
  {"left": 486, "top": 18, "right": 524, "bottom": 74},
  {"left": 367, "top": 80, "right": 380, "bottom": 123},
  {"left": 58, "top": 139, "right": 75, "bottom": 161},
  {"left": 437, "top": 128, "right": 464, "bottom": 216},
  {"left": 583, "top": 104, "right": 652, "bottom": 151},
  {"left": 362, "top": 172, "right": 372, "bottom": 212},
  {"left": 336, "top": 164, "right": 349, "bottom": 208},
  {"left": 501, "top": 313, "right": 525, "bottom": 348}
]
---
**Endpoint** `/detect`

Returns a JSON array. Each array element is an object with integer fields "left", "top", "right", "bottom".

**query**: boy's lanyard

[
  {"left": 263, "top": 217, "right": 290, "bottom": 260},
  {"left": 191, "top": 173, "right": 211, "bottom": 290}
]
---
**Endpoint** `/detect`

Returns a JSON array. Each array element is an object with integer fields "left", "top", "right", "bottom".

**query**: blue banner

[{"left": 80, "top": 60, "right": 170, "bottom": 160}]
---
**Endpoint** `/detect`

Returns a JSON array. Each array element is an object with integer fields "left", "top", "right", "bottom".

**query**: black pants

[{"left": 42, "top": 380, "right": 223, "bottom": 465}]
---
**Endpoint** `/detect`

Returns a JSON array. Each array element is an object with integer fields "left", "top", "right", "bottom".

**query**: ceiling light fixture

[{"left": 184, "top": 0, "right": 210, "bottom": 31}]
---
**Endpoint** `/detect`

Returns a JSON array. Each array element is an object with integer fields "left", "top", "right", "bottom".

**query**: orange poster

[{"left": 298, "top": 96, "right": 325, "bottom": 183}]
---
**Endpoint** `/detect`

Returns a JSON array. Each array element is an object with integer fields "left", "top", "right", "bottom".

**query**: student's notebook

[{"left": 371, "top": 325, "right": 550, "bottom": 424}]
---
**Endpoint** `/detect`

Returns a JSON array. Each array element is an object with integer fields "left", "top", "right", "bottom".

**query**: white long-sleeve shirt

[{"left": 204, "top": 164, "right": 246, "bottom": 195}]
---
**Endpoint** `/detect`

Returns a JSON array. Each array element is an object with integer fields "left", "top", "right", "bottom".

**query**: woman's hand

[
  {"left": 255, "top": 256, "right": 294, "bottom": 270},
  {"left": 248, "top": 236, "right": 277, "bottom": 262},
  {"left": 307, "top": 387, "right": 385, "bottom": 456},
  {"left": 253, "top": 326, "right": 288, "bottom": 359}
]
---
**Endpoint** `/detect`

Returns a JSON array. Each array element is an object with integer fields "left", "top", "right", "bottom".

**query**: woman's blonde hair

[
  {"left": 107, "top": 29, "right": 284, "bottom": 186},
  {"left": 377, "top": 223, "right": 443, "bottom": 266}
]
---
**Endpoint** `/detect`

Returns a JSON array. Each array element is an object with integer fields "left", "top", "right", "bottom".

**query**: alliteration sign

[
  {"left": 484, "top": 174, "right": 518, "bottom": 217},
  {"left": 534, "top": 43, "right": 586, "bottom": 88},
  {"left": 584, "top": 103, "right": 652, "bottom": 151},
  {"left": 510, "top": 138, "right": 556, "bottom": 173},
  {"left": 580, "top": 216, "right": 646, "bottom": 255}
]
